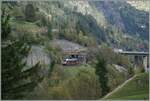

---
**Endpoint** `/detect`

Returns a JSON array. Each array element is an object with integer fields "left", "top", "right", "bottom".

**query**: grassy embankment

[{"left": 103, "top": 73, "right": 149, "bottom": 100}]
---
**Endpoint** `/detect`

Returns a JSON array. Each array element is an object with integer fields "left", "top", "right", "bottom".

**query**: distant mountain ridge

[{"left": 90, "top": 1, "right": 149, "bottom": 40}]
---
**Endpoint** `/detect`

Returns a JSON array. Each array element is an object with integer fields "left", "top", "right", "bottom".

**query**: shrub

[{"left": 63, "top": 70, "right": 101, "bottom": 100}]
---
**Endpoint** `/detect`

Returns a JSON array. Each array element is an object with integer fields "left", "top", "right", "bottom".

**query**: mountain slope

[
  {"left": 127, "top": 0, "right": 149, "bottom": 12},
  {"left": 2, "top": 1, "right": 149, "bottom": 100},
  {"left": 91, "top": 1, "right": 149, "bottom": 40},
  {"left": 3, "top": 0, "right": 149, "bottom": 51}
]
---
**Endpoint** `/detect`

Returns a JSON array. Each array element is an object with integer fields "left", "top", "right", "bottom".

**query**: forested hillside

[
  {"left": 1, "top": 0, "right": 149, "bottom": 100},
  {"left": 90, "top": 1, "right": 149, "bottom": 51},
  {"left": 2, "top": 0, "right": 148, "bottom": 51}
]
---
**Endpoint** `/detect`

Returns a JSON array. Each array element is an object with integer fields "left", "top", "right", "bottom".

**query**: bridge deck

[{"left": 118, "top": 51, "right": 149, "bottom": 56}]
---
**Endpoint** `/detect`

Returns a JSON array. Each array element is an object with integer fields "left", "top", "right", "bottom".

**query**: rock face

[
  {"left": 93, "top": 1, "right": 126, "bottom": 31},
  {"left": 113, "top": 64, "right": 127, "bottom": 73},
  {"left": 52, "top": 39, "right": 85, "bottom": 52},
  {"left": 24, "top": 39, "right": 85, "bottom": 68},
  {"left": 91, "top": 1, "right": 149, "bottom": 41},
  {"left": 25, "top": 45, "right": 51, "bottom": 74},
  {"left": 127, "top": 0, "right": 149, "bottom": 12}
]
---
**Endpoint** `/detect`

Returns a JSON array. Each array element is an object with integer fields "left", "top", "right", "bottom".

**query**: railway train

[{"left": 62, "top": 58, "right": 79, "bottom": 65}]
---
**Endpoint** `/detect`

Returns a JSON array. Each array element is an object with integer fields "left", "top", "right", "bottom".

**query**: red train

[{"left": 62, "top": 58, "right": 79, "bottom": 65}]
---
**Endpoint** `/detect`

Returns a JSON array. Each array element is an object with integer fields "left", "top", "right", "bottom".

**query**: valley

[{"left": 1, "top": 0, "right": 149, "bottom": 100}]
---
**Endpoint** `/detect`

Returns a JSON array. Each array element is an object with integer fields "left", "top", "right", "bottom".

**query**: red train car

[{"left": 62, "top": 58, "right": 79, "bottom": 65}]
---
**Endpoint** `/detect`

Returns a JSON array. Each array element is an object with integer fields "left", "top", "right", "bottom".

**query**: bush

[
  {"left": 67, "top": 70, "right": 101, "bottom": 99},
  {"left": 107, "top": 64, "right": 127, "bottom": 91},
  {"left": 45, "top": 65, "right": 101, "bottom": 100}
]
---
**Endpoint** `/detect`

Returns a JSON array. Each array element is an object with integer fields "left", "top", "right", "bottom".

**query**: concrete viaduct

[{"left": 117, "top": 51, "right": 149, "bottom": 72}]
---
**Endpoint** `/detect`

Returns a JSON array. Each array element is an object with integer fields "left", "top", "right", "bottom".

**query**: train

[{"left": 62, "top": 58, "right": 79, "bottom": 65}]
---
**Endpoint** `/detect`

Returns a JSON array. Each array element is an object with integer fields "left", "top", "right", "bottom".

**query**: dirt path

[{"left": 102, "top": 75, "right": 136, "bottom": 99}]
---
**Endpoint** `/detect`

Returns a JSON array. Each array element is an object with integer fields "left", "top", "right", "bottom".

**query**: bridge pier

[
  {"left": 117, "top": 51, "right": 149, "bottom": 72},
  {"left": 132, "top": 55, "right": 149, "bottom": 72},
  {"left": 143, "top": 56, "right": 149, "bottom": 72},
  {"left": 134, "top": 55, "right": 143, "bottom": 66}
]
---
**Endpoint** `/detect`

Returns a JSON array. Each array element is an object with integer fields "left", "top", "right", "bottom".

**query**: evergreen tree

[
  {"left": 1, "top": 7, "right": 43, "bottom": 99},
  {"left": 25, "top": 3, "right": 36, "bottom": 22},
  {"left": 1, "top": 8, "right": 11, "bottom": 39},
  {"left": 95, "top": 56, "right": 109, "bottom": 96}
]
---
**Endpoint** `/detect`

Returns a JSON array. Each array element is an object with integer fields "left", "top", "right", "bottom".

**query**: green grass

[
  {"left": 10, "top": 20, "right": 41, "bottom": 35},
  {"left": 103, "top": 73, "right": 149, "bottom": 100},
  {"left": 62, "top": 64, "right": 95, "bottom": 79}
]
